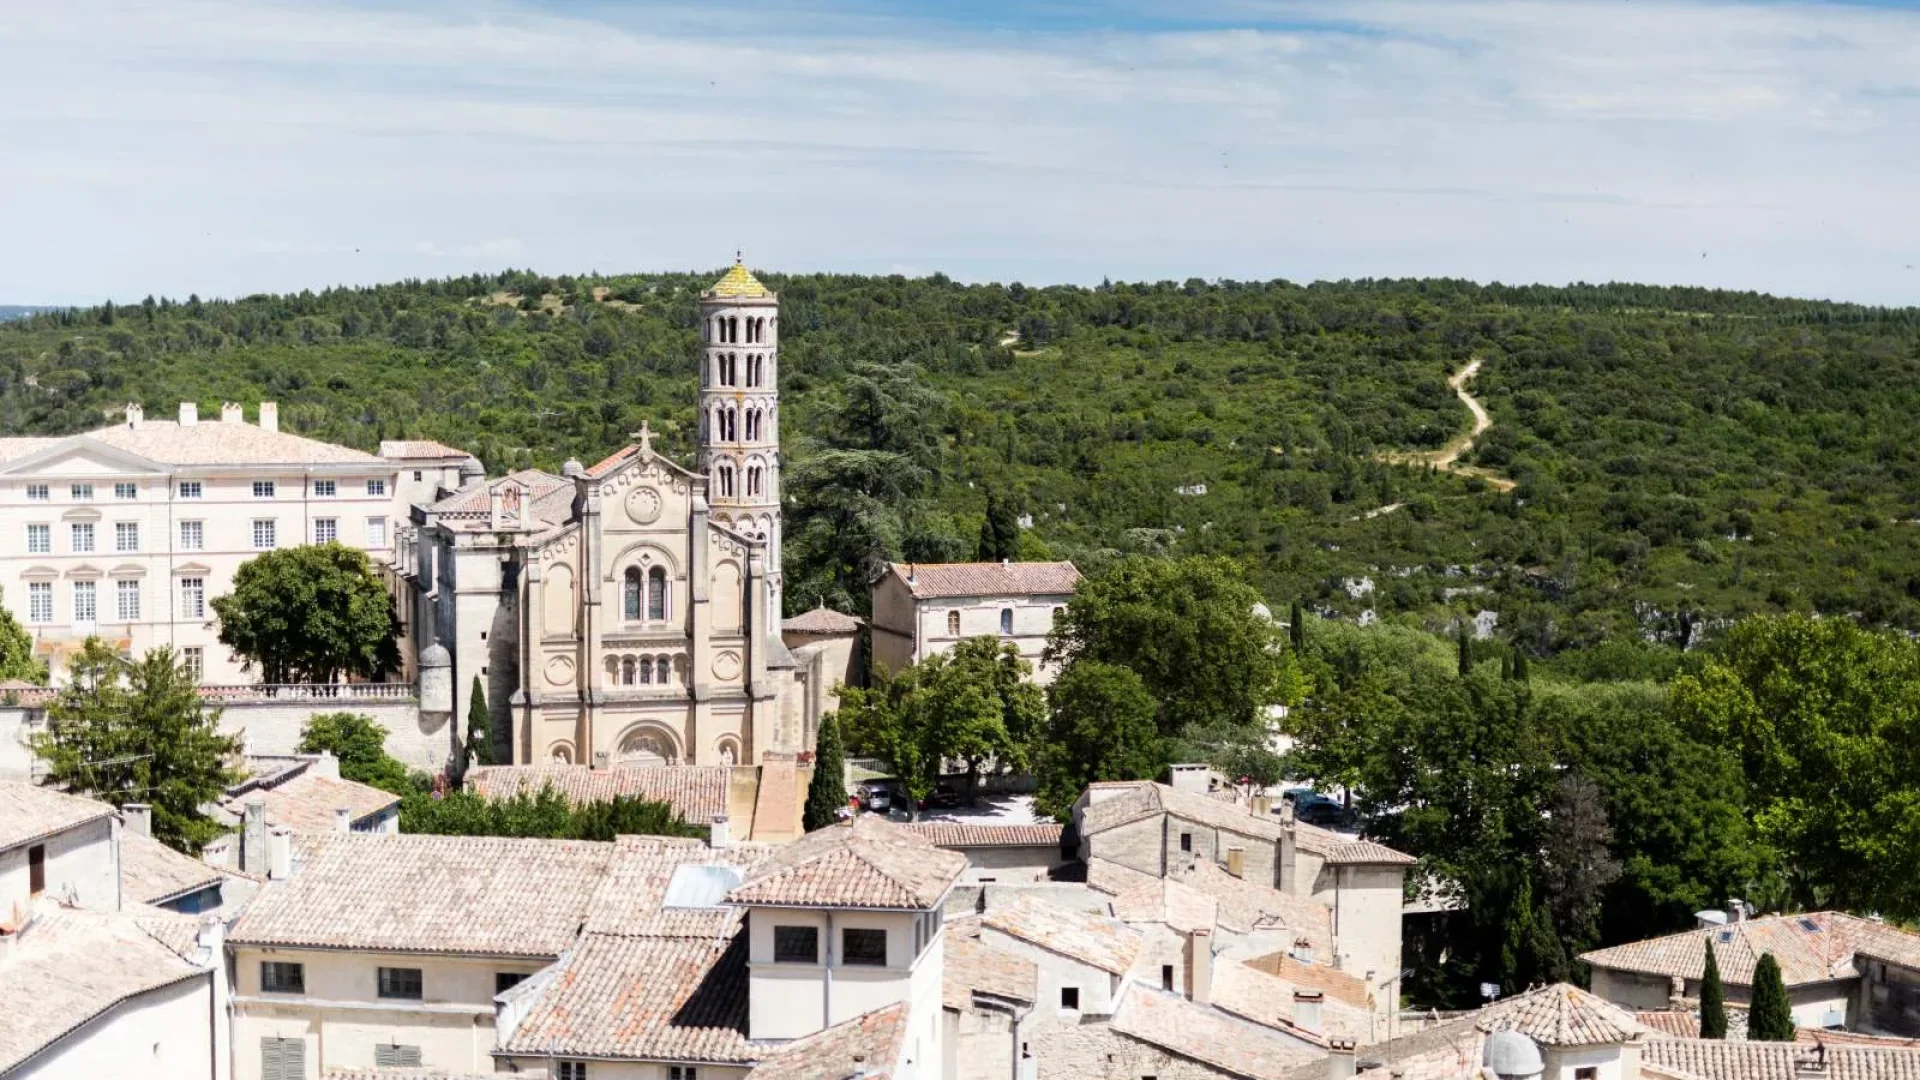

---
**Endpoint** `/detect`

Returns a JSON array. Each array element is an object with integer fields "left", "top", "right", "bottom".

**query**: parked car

[
  {"left": 856, "top": 783, "right": 892, "bottom": 812},
  {"left": 1295, "top": 799, "right": 1358, "bottom": 829},
  {"left": 1281, "top": 786, "right": 1336, "bottom": 811},
  {"left": 918, "top": 783, "right": 962, "bottom": 811}
]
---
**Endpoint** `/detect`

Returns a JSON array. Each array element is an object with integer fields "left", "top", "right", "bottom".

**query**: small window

[
  {"left": 367, "top": 478, "right": 387, "bottom": 497},
  {"left": 1061, "top": 986, "right": 1080, "bottom": 1011},
  {"left": 253, "top": 519, "right": 277, "bottom": 549},
  {"left": 70, "top": 483, "right": 93, "bottom": 501},
  {"left": 26, "top": 484, "right": 48, "bottom": 501},
  {"left": 670, "top": 1067, "right": 698, "bottom": 1080},
  {"left": 1799, "top": 918, "right": 1822, "bottom": 933},
  {"left": 648, "top": 566, "right": 668, "bottom": 621},
  {"left": 252, "top": 480, "right": 275, "bottom": 499},
  {"left": 496, "top": 972, "right": 528, "bottom": 995},
  {"left": 1000, "top": 608, "right": 1013, "bottom": 635},
  {"left": 26, "top": 524, "right": 49, "bottom": 554},
  {"left": 374, "top": 1045, "right": 422, "bottom": 1067},
  {"left": 947, "top": 610, "right": 960, "bottom": 636},
  {"left": 116, "top": 521, "right": 139, "bottom": 552},
  {"left": 260, "top": 1037, "right": 305, "bottom": 1080},
  {"left": 312, "top": 479, "right": 336, "bottom": 498},
  {"left": 558, "top": 1062, "right": 589, "bottom": 1080},
  {"left": 28, "top": 844, "right": 45, "bottom": 895},
  {"left": 1162, "top": 964, "right": 1175, "bottom": 991},
  {"left": 177, "top": 481, "right": 202, "bottom": 499},
  {"left": 1179, "top": 832, "right": 1192, "bottom": 853},
  {"left": 260, "top": 961, "right": 305, "bottom": 994},
  {"left": 1575, "top": 1069, "right": 1597, "bottom": 1080},
  {"left": 842, "top": 927, "right": 887, "bottom": 967},
  {"left": 775, "top": 925, "right": 820, "bottom": 963},
  {"left": 413, "top": 470, "right": 422, "bottom": 482},
  {"left": 182, "top": 647, "right": 203, "bottom": 682},
  {"left": 179, "top": 520, "right": 204, "bottom": 551},
  {"left": 377, "top": 966, "right": 423, "bottom": 1000},
  {"left": 313, "top": 518, "right": 337, "bottom": 544},
  {"left": 114, "top": 482, "right": 138, "bottom": 499}
]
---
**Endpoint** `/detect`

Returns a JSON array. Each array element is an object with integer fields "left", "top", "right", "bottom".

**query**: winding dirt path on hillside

[{"left": 1378, "top": 357, "right": 1516, "bottom": 494}]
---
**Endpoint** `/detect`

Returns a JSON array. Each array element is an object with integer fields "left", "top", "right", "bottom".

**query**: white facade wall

[
  {"left": 1312, "top": 863, "right": 1404, "bottom": 1024},
  {"left": 745, "top": 906, "right": 942, "bottom": 1041},
  {"left": 976, "top": 926, "right": 1126, "bottom": 1020},
  {"left": 1542, "top": 1043, "right": 1635, "bottom": 1080},
  {"left": 0, "top": 704, "right": 44, "bottom": 782},
  {"left": 0, "top": 816, "right": 117, "bottom": 917},
  {"left": 10, "top": 969, "right": 216, "bottom": 1080}
]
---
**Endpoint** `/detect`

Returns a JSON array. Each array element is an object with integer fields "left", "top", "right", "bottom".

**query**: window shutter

[
  {"left": 375, "top": 1044, "right": 422, "bottom": 1067},
  {"left": 261, "top": 1037, "right": 305, "bottom": 1080}
]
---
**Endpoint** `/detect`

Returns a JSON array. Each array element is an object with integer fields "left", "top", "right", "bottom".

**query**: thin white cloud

[{"left": 1, "top": 0, "right": 1917, "bottom": 304}]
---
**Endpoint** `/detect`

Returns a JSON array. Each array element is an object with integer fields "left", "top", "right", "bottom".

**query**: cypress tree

[
  {"left": 1457, "top": 622, "right": 1474, "bottom": 678},
  {"left": 1748, "top": 952, "right": 1795, "bottom": 1041},
  {"left": 464, "top": 675, "right": 493, "bottom": 769},
  {"left": 803, "top": 710, "right": 850, "bottom": 831},
  {"left": 1289, "top": 599, "right": 1306, "bottom": 653},
  {"left": 1699, "top": 938, "right": 1728, "bottom": 1039},
  {"left": 1512, "top": 648, "right": 1530, "bottom": 682}
]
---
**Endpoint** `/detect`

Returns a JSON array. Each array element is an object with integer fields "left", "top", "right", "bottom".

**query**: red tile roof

[
  {"left": 1582, "top": 913, "right": 1920, "bottom": 988},
  {"left": 981, "top": 894, "right": 1143, "bottom": 976},
  {"left": 898, "top": 822, "right": 1064, "bottom": 849},
  {"left": 743, "top": 1003, "right": 911, "bottom": 1080},
  {"left": 726, "top": 816, "right": 965, "bottom": 910},
  {"left": 885, "top": 561, "right": 1081, "bottom": 600},
  {"left": 782, "top": 607, "right": 865, "bottom": 635}
]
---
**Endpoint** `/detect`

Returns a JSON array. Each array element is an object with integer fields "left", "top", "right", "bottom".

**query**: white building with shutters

[{"left": 0, "top": 403, "right": 470, "bottom": 685}]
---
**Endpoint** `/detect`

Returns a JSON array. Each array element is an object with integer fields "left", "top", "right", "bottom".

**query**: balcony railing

[{"left": 197, "top": 683, "right": 415, "bottom": 703}]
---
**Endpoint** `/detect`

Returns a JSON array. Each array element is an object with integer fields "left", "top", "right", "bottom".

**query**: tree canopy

[
  {"left": 296, "top": 711, "right": 415, "bottom": 794},
  {"left": 803, "top": 709, "right": 850, "bottom": 831},
  {"left": 1034, "top": 660, "right": 1164, "bottom": 821},
  {"left": 211, "top": 542, "right": 400, "bottom": 684},
  {"left": 0, "top": 588, "right": 46, "bottom": 685}
]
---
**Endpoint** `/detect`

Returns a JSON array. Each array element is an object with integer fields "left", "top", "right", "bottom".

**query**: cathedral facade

[{"left": 394, "top": 261, "right": 854, "bottom": 770}]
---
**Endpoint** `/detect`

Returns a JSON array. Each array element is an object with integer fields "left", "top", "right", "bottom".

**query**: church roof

[
  {"left": 885, "top": 560, "right": 1081, "bottom": 600},
  {"left": 703, "top": 259, "right": 773, "bottom": 300},
  {"left": 782, "top": 606, "right": 864, "bottom": 636}
]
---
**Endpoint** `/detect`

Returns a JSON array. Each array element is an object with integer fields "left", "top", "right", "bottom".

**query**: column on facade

[{"left": 687, "top": 494, "right": 712, "bottom": 766}]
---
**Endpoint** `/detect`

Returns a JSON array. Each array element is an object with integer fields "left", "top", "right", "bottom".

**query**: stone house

[
  {"left": 870, "top": 561, "right": 1082, "bottom": 684},
  {"left": 900, "top": 822, "right": 1066, "bottom": 885},
  {"left": 0, "top": 781, "right": 119, "bottom": 923}
]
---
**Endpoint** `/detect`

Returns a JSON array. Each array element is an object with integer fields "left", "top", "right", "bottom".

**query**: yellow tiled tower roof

[{"left": 703, "top": 255, "right": 771, "bottom": 300}]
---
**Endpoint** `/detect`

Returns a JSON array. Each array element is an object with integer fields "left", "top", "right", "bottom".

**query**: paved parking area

[{"left": 885, "top": 792, "right": 1048, "bottom": 825}]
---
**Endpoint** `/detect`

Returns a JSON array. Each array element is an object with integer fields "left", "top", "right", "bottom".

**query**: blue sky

[{"left": 3, "top": 0, "right": 1919, "bottom": 305}]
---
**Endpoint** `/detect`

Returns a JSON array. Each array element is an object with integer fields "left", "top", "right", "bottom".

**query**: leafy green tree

[
  {"left": 1748, "top": 952, "right": 1795, "bottom": 1041},
  {"left": 1047, "top": 556, "right": 1286, "bottom": 737},
  {"left": 0, "top": 588, "right": 46, "bottom": 685},
  {"left": 211, "top": 543, "right": 400, "bottom": 684},
  {"left": 297, "top": 712, "right": 415, "bottom": 794},
  {"left": 464, "top": 676, "right": 493, "bottom": 769},
  {"left": 1034, "top": 661, "right": 1165, "bottom": 820},
  {"left": 1700, "top": 939, "right": 1729, "bottom": 1039},
  {"left": 804, "top": 710, "right": 850, "bottom": 831},
  {"left": 1289, "top": 599, "right": 1306, "bottom": 654},
  {"left": 835, "top": 666, "right": 937, "bottom": 815},
  {"left": 31, "top": 641, "right": 239, "bottom": 853},
  {"left": 977, "top": 489, "right": 1020, "bottom": 562},
  {"left": 400, "top": 785, "right": 702, "bottom": 839}
]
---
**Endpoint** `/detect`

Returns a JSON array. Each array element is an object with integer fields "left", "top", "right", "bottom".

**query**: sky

[{"left": 3, "top": 0, "right": 1920, "bottom": 306}]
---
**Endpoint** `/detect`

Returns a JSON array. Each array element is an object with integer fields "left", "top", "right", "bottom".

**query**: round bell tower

[{"left": 697, "top": 255, "right": 782, "bottom": 596}]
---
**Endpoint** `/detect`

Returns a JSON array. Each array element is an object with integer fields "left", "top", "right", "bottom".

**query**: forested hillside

[{"left": 6, "top": 271, "right": 1919, "bottom": 657}]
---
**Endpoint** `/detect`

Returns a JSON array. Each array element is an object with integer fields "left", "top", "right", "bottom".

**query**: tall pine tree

[
  {"left": 803, "top": 710, "right": 850, "bottom": 831},
  {"left": 464, "top": 676, "right": 493, "bottom": 769},
  {"left": 1457, "top": 621, "right": 1474, "bottom": 678},
  {"left": 1289, "top": 599, "right": 1306, "bottom": 654},
  {"left": 1748, "top": 952, "right": 1795, "bottom": 1041},
  {"left": 976, "top": 490, "right": 1020, "bottom": 562},
  {"left": 1699, "top": 938, "right": 1728, "bottom": 1039}
]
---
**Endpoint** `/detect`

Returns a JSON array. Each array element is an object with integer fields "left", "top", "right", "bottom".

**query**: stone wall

[
  {"left": 217, "top": 698, "right": 450, "bottom": 774},
  {"left": 1027, "top": 1013, "right": 1227, "bottom": 1080}
]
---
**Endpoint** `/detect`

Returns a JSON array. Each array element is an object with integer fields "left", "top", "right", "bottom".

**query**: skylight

[
  {"left": 663, "top": 863, "right": 744, "bottom": 909},
  {"left": 1799, "top": 918, "right": 1822, "bottom": 933}
]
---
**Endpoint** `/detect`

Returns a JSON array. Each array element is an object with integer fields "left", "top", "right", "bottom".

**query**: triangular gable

[
  {"left": 0, "top": 435, "right": 169, "bottom": 477},
  {"left": 588, "top": 442, "right": 706, "bottom": 488}
]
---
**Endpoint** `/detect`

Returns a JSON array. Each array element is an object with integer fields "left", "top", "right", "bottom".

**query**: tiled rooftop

[
  {"left": 1211, "top": 959, "right": 1374, "bottom": 1044},
  {"left": 1582, "top": 913, "right": 1920, "bottom": 987},
  {"left": 325, "top": 1070, "right": 515, "bottom": 1080},
  {"left": 466, "top": 764, "right": 729, "bottom": 826},
  {"left": 427, "top": 469, "right": 574, "bottom": 526},
  {"left": 0, "top": 908, "right": 209, "bottom": 1074},
  {"left": 727, "top": 815, "right": 965, "bottom": 910},
  {"left": 119, "top": 831, "right": 226, "bottom": 906},
  {"left": 943, "top": 926, "right": 1039, "bottom": 1011},
  {"left": 885, "top": 560, "right": 1081, "bottom": 600},
  {"left": 1474, "top": 982, "right": 1649, "bottom": 1047},
  {"left": 1178, "top": 858, "right": 1335, "bottom": 955},
  {"left": 743, "top": 1003, "right": 910, "bottom": 1080},
  {"left": 220, "top": 772, "right": 399, "bottom": 834},
  {"left": 377, "top": 439, "right": 474, "bottom": 461},
  {"left": 0, "top": 782, "right": 113, "bottom": 851},
  {"left": 0, "top": 417, "right": 384, "bottom": 467},
  {"left": 981, "top": 893, "right": 1143, "bottom": 976},
  {"left": 898, "top": 822, "right": 1065, "bottom": 849},
  {"left": 782, "top": 606, "right": 866, "bottom": 635},
  {"left": 1642, "top": 1039, "right": 1920, "bottom": 1080},
  {"left": 1109, "top": 876, "right": 1219, "bottom": 935},
  {"left": 229, "top": 833, "right": 614, "bottom": 957},
  {"left": 704, "top": 261, "right": 774, "bottom": 300},
  {"left": 1112, "top": 987, "right": 1324, "bottom": 1079},
  {"left": 583, "top": 835, "right": 766, "bottom": 937},
  {"left": 1081, "top": 781, "right": 1290, "bottom": 844},
  {"left": 1244, "top": 950, "right": 1370, "bottom": 1011}
]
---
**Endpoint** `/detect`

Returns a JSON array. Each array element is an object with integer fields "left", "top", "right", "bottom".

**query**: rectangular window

[
  {"left": 558, "top": 1063, "right": 588, "bottom": 1080},
  {"left": 26, "top": 524, "right": 49, "bottom": 554},
  {"left": 116, "top": 579, "right": 140, "bottom": 621},
  {"left": 374, "top": 1045, "right": 422, "bottom": 1067},
  {"left": 180, "top": 578, "right": 205, "bottom": 619},
  {"left": 313, "top": 518, "right": 337, "bottom": 544},
  {"left": 377, "top": 966, "right": 423, "bottom": 1000},
  {"left": 253, "top": 519, "right": 276, "bottom": 549},
  {"left": 27, "top": 582, "right": 52, "bottom": 624},
  {"left": 412, "top": 470, "right": 422, "bottom": 482},
  {"left": 28, "top": 844, "right": 44, "bottom": 895},
  {"left": 70, "top": 522, "right": 94, "bottom": 554},
  {"left": 367, "top": 517, "right": 387, "bottom": 548},
  {"left": 260, "top": 1037, "right": 305, "bottom": 1080},
  {"left": 177, "top": 480, "right": 202, "bottom": 499},
  {"left": 115, "top": 522, "right": 139, "bottom": 552},
  {"left": 1061, "top": 986, "right": 1080, "bottom": 1011},
  {"left": 366, "top": 478, "right": 387, "bottom": 497},
  {"left": 180, "top": 520, "right": 203, "bottom": 551},
  {"left": 26, "top": 484, "right": 48, "bottom": 501},
  {"left": 670, "top": 1068, "right": 697, "bottom": 1080},
  {"left": 114, "top": 482, "right": 137, "bottom": 499},
  {"left": 72, "top": 581, "right": 96, "bottom": 623},
  {"left": 312, "top": 479, "right": 336, "bottom": 498},
  {"left": 182, "top": 646, "right": 203, "bottom": 682},
  {"left": 774, "top": 925, "right": 820, "bottom": 963},
  {"left": 842, "top": 927, "right": 887, "bottom": 967},
  {"left": 260, "top": 961, "right": 305, "bottom": 994},
  {"left": 70, "top": 483, "right": 93, "bottom": 501},
  {"left": 495, "top": 972, "right": 528, "bottom": 995},
  {"left": 1179, "top": 832, "right": 1192, "bottom": 853},
  {"left": 1162, "top": 964, "right": 1175, "bottom": 991},
  {"left": 252, "top": 480, "right": 275, "bottom": 499},
  {"left": 1575, "top": 1070, "right": 1597, "bottom": 1080}
]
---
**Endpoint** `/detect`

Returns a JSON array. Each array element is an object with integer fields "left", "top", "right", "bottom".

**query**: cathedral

[{"left": 393, "top": 259, "right": 858, "bottom": 770}]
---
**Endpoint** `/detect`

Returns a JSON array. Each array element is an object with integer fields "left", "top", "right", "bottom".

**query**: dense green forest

[{"left": 7, "top": 270, "right": 1920, "bottom": 655}]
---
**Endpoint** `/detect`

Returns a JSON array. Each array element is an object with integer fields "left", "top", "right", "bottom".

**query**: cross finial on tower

[
  {"left": 735, "top": 249, "right": 743, "bottom": 265},
  {"left": 631, "top": 421, "right": 654, "bottom": 455}
]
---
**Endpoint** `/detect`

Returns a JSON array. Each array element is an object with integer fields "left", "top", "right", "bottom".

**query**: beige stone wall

[
  {"left": 1084, "top": 815, "right": 1171, "bottom": 878},
  {"left": 870, "top": 574, "right": 918, "bottom": 676},
  {"left": 1027, "top": 1014, "right": 1230, "bottom": 1080},
  {"left": 946, "top": 1005, "right": 1019, "bottom": 1080}
]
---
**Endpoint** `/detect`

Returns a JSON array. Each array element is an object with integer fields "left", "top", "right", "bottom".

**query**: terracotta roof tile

[
  {"left": 377, "top": 440, "right": 474, "bottom": 461},
  {"left": 119, "top": 831, "right": 225, "bottom": 906},
  {"left": 1082, "top": 782, "right": 1292, "bottom": 844},
  {"left": 886, "top": 561, "right": 1081, "bottom": 600},
  {"left": 325, "top": 1071, "right": 514, "bottom": 1080},
  {"left": 220, "top": 773, "right": 398, "bottom": 835},
  {"left": 583, "top": 835, "right": 766, "bottom": 937},
  {"left": 1474, "top": 982, "right": 1649, "bottom": 1047},
  {"left": 1326, "top": 839, "right": 1419, "bottom": 866},
  {"left": 943, "top": 930, "right": 1038, "bottom": 1011},
  {"left": 426, "top": 470, "right": 572, "bottom": 525},
  {"left": 1245, "top": 951, "right": 1370, "bottom": 1010},
  {"left": 0, "top": 782, "right": 113, "bottom": 851},
  {"left": 1110, "top": 876, "right": 1219, "bottom": 935},
  {"left": 229, "top": 833, "right": 613, "bottom": 957},
  {"left": 726, "top": 816, "right": 965, "bottom": 910},
  {"left": 743, "top": 1003, "right": 911, "bottom": 1080},
  {"left": 1177, "top": 859, "right": 1335, "bottom": 956},
  {"left": 981, "top": 893, "right": 1143, "bottom": 976},
  {"left": 466, "top": 764, "right": 729, "bottom": 825},
  {"left": 1211, "top": 959, "right": 1374, "bottom": 1043},
  {"left": 77, "top": 419, "right": 382, "bottom": 466},
  {"left": 1087, "top": 857, "right": 1162, "bottom": 896},
  {"left": 1582, "top": 913, "right": 1919, "bottom": 988},
  {"left": 782, "top": 607, "right": 865, "bottom": 635},
  {"left": 898, "top": 822, "right": 1064, "bottom": 849},
  {"left": 1112, "top": 988, "right": 1324, "bottom": 1078},
  {"left": 1642, "top": 1040, "right": 1920, "bottom": 1080}
]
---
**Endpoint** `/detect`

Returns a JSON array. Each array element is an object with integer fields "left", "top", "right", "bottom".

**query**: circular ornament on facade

[
  {"left": 626, "top": 486, "right": 663, "bottom": 525},
  {"left": 545, "top": 655, "right": 575, "bottom": 686},
  {"left": 712, "top": 650, "right": 742, "bottom": 681}
]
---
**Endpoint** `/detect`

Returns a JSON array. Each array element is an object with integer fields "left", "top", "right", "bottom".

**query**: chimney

[
  {"left": 312, "top": 751, "right": 340, "bottom": 780},
  {"left": 1291, "top": 938, "right": 1316, "bottom": 963},
  {"left": 1292, "top": 989, "right": 1325, "bottom": 1035},
  {"left": 489, "top": 486, "right": 504, "bottom": 530},
  {"left": 1252, "top": 794, "right": 1272, "bottom": 818},
  {"left": 334, "top": 807, "right": 351, "bottom": 833},
  {"left": 124, "top": 403, "right": 143, "bottom": 430},
  {"left": 221, "top": 402, "right": 243, "bottom": 424},
  {"left": 592, "top": 749, "right": 611, "bottom": 772},
  {"left": 1279, "top": 799, "right": 1296, "bottom": 825},
  {"left": 710, "top": 814, "right": 732, "bottom": 849},
  {"left": 851, "top": 1054, "right": 870, "bottom": 1080},
  {"left": 267, "top": 827, "right": 293, "bottom": 880},
  {"left": 1186, "top": 927, "right": 1213, "bottom": 1006},
  {"left": 258, "top": 402, "right": 278, "bottom": 433},
  {"left": 1226, "top": 847, "right": 1246, "bottom": 879},
  {"left": 1328, "top": 1039, "right": 1358, "bottom": 1080},
  {"left": 241, "top": 798, "right": 268, "bottom": 873},
  {"left": 178, "top": 402, "right": 198, "bottom": 426},
  {"left": 1729, "top": 899, "right": 1748, "bottom": 923},
  {"left": 194, "top": 915, "right": 225, "bottom": 966},
  {"left": 122, "top": 803, "right": 152, "bottom": 837}
]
